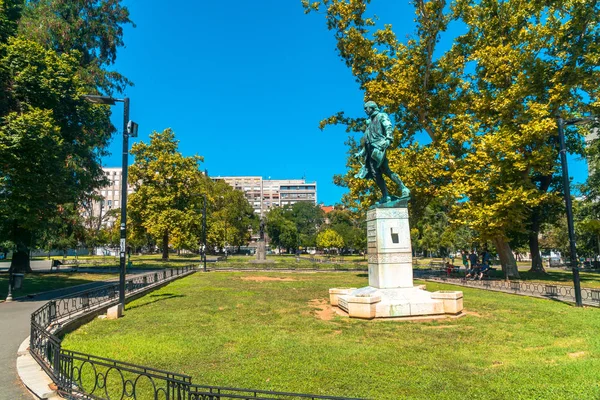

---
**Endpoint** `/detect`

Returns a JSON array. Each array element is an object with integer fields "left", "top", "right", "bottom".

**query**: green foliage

[
  {"left": 0, "top": 37, "right": 113, "bottom": 271},
  {"left": 128, "top": 129, "right": 206, "bottom": 258},
  {"left": 18, "top": 0, "right": 133, "bottom": 93},
  {"left": 290, "top": 202, "right": 324, "bottom": 247},
  {"left": 39, "top": 203, "right": 86, "bottom": 254},
  {"left": 316, "top": 228, "right": 344, "bottom": 251},
  {"left": 324, "top": 208, "right": 365, "bottom": 253},
  {"left": 207, "top": 180, "right": 256, "bottom": 251},
  {"left": 265, "top": 202, "right": 325, "bottom": 251},
  {"left": 0, "top": 0, "right": 22, "bottom": 42},
  {"left": 411, "top": 201, "right": 474, "bottom": 257},
  {"left": 305, "top": 0, "right": 600, "bottom": 275},
  {"left": 266, "top": 206, "right": 296, "bottom": 251},
  {"left": 0, "top": 0, "right": 130, "bottom": 272}
]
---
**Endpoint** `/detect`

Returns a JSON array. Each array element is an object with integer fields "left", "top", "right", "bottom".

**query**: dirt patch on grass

[
  {"left": 568, "top": 351, "right": 586, "bottom": 358},
  {"left": 423, "top": 324, "right": 459, "bottom": 329},
  {"left": 309, "top": 298, "right": 345, "bottom": 321},
  {"left": 464, "top": 310, "right": 482, "bottom": 318},
  {"left": 241, "top": 276, "right": 297, "bottom": 282}
]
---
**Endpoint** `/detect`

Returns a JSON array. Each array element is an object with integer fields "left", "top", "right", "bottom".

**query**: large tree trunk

[
  {"left": 10, "top": 249, "right": 31, "bottom": 273},
  {"left": 528, "top": 209, "right": 545, "bottom": 273},
  {"left": 10, "top": 225, "right": 32, "bottom": 273},
  {"left": 528, "top": 230, "right": 545, "bottom": 272},
  {"left": 492, "top": 236, "right": 520, "bottom": 279},
  {"left": 162, "top": 232, "right": 169, "bottom": 260},
  {"left": 528, "top": 176, "right": 551, "bottom": 272}
]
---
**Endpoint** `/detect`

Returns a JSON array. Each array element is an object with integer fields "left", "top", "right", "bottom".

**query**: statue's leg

[
  {"left": 367, "top": 146, "right": 390, "bottom": 204},
  {"left": 374, "top": 172, "right": 389, "bottom": 203},
  {"left": 382, "top": 162, "right": 410, "bottom": 199}
]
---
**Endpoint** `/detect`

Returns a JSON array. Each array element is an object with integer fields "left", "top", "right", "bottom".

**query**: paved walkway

[{"left": 0, "top": 275, "right": 141, "bottom": 399}]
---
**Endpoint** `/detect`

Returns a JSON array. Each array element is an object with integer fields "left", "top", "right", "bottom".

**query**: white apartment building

[
  {"left": 85, "top": 167, "right": 134, "bottom": 227},
  {"left": 213, "top": 176, "right": 317, "bottom": 216}
]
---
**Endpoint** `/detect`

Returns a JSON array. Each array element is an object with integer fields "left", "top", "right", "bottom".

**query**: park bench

[
  {"left": 30, "top": 259, "right": 56, "bottom": 271},
  {"left": 30, "top": 259, "right": 75, "bottom": 271}
]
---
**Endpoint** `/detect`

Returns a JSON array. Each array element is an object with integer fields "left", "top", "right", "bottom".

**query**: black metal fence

[
  {"left": 29, "top": 265, "right": 362, "bottom": 400},
  {"left": 415, "top": 269, "right": 600, "bottom": 307}
]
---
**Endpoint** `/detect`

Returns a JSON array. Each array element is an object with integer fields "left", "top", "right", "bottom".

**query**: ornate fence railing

[
  {"left": 415, "top": 268, "right": 600, "bottom": 307},
  {"left": 29, "top": 265, "right": 362, "bottom": 400}
]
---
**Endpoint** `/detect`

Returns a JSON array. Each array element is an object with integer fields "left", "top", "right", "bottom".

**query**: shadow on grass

[
  {"left": 498, "top": 269, "right": 600, "bottom": 285},
  {"left": 547, "top": 296, "right": 577, "bottom": 307},
  {"left": 126, "top": 293, "right": 185, "bottom": 310},
  {"left": 0, "top": 273, "right": 101, "bottom": 300}
]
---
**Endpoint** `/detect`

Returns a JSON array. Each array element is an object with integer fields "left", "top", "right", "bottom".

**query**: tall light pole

[
  {"left": 83, "top": 95, "right": 138, "bottom": 313},
  {"left": 202, "top": 194, "right": 207, "bottom": 272},
  {"left": 556, "top": 116, "right": 597, "bottom": 307}
]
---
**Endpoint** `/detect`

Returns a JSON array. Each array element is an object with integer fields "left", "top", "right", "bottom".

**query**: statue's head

[{"left": 364, "top": 101, "right": 379, "bottom": 116}]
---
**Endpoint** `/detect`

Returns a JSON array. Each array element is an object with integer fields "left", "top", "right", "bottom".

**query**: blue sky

[{"left": 102, "top": 0, "right": 589, "bottom": 205}]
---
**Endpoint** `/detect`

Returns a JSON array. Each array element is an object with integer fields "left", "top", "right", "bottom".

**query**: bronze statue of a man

[{"left": 354, "top": 101, "right": 410, "bottom": 205}]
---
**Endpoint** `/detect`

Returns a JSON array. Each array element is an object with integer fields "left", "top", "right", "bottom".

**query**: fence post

[
  {"left": 49, "top": 301, "right": 57, "bottom": 321},
  {"left": 53, "top": 341, "right": 61, "bottom": 381}
]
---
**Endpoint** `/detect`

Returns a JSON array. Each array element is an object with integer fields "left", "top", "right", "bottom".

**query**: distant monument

[
  {"left": 329, "top": 101, "right": 463, "bottom": 319},
  {"left": 256, "top": 218, "right": 266, "bottom": 261},
  {"left": 251, "top": 217, "right": 273, "bottom": 264}
]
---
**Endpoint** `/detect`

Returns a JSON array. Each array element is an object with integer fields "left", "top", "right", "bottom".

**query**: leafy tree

[
  {"left": 0, "top": 0, "right": 22, "bottom": 42},
  {"left": 128, "top": 129, "right": 206, "bottom": 259},
  {"left": 289, "top": 202, "right": 324, "bottom": 247},
  {"left": 317, "top": 229, "right": 344, "bottom": 254},
  {"left": 0, "top": 0, "right": 130, "bottom": 273},
  {"left": 278, "top": 220, "right": 299, "bottom": 253},
  {"left": 305, "top": 0, "right": 600, "bottom": 278},
  {"left": 326, "top": 208, "right": 365, "bottom": 254},
  {"left": 539, "top": 219, "right": 569, "bottom": 258},
  {"left": 207, "top": 180, "right": 256, "bottom": 252},
  {"left": 0, "top": 37, "right": 112, "bottom": 272},
  {"left": 39, "top": 203, "right": 86, "bottom": 258},
  {"left": 579, "top": 219, "right": 600, "bottom": 259},
  {"left": 266, "top": 206, "right": 296, "bottom": 253},
  {"left": 18, "top": 0, "right": 133, "bottom": 93}
]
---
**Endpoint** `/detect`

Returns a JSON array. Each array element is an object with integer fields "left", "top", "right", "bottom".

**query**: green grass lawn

[
  {"left": 0, "top": 272, "right": 118, "bottom": 299},
  {"left": 50, "top": 254, "right": 201, "bottom": 270},
  {"left": 62, "top": 271, "right": 600, "bottom": 399},
  {"left": 218, "top": 254, "right": 367, "bottom": 271}
]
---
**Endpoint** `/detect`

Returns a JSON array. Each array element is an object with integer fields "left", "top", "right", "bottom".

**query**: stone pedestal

[
  {"left": 256, "top": 241, "right": 266, "bottom": 261},
  {"left": 250, "top": 240, "right": 274, "bottom": 264},
  {"left": 367, "top": 208, "right": 413, "bottom": 288},
  {"left": 330, "top": 206, "right": 463, "bottom": 320}
]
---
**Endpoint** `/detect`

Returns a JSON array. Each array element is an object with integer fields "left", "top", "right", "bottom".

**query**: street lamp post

[
  {"left": 202, "top": 194, "right": 207, "bottom": 272},
  {"left": 83, "top": 95, "right": 138, "bottom": 313},
  {"left": 556, "top": 116, "right": 597, "bottom": 307}
]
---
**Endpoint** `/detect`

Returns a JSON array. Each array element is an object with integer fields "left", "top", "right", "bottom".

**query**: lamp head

[{"left": 82, "top": 95, "right": 117, "bottom": 105}]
